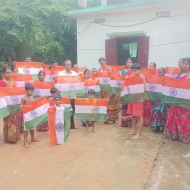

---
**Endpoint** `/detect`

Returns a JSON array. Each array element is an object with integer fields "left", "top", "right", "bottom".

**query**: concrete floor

[{"left": 0, "top": 118, "right": 190, "bottom": 190}]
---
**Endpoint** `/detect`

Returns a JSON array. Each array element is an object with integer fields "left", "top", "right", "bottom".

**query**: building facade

[{"left": 68, "top": 0, "right": 190, "bottom": 69}]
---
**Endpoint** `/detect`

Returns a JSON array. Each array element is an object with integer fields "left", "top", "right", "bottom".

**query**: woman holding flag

[
  {"left": 36, "top": 70, "right": 49, "bottom": 132},
  {"left": 120, "top": 58, "right": 133, "bottom": 127},
  {"left": 0, "top": 67, "right": 20, "bottom": 143},
  {"left": 164, "top": 58, "right": 190, "bottom": 142}
]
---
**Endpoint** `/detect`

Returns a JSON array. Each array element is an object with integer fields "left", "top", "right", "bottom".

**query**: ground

[{"left": 0, "top": 117, "right": 190, "bottom": 190}]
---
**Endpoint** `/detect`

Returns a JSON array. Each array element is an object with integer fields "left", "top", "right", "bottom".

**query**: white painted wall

[{"left": 76, "top": 1, "right": 190, "bottom": 69}]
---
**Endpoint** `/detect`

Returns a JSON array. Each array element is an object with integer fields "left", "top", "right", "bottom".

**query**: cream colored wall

[{"left": 76, "top": 1, "right": 190, "bottom": 69}]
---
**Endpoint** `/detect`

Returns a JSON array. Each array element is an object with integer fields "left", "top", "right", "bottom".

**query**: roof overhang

[{"left": 106, "top": 31, "right": 147, "bottom": 38}]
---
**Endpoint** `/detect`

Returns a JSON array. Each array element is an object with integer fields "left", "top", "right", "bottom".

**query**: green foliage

[{"left": 0, "top": 0, "right": 77, "bottom": 64}]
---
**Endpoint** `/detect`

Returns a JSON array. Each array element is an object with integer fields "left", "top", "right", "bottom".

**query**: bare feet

[
  {"left": 24, "top": 143, "right": 30, "bottom": 148},
  {"left": 92, "top": 130, "right": 96, "bottom": 133},
  {"left": 31, "top": 138, "right": 39, "bottom": 142},
  {"left": 86, "top": 131, "right": 89, "bottom": 134},
  {"left": 132, "top": 134, "right": 140, "bottom": 140},
  {"left": 127, "top": 131, "right": 135, "bottom": 135}
]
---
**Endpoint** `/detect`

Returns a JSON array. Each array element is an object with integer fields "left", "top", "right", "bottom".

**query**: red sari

[
  {"left": 164, "top": 74, "right": 190, "bottom": 142},
  {"left": 0, "top": 80, "right": 20, "bottom": 143},
  {"left": 143, "top": 100, "right": 152, "bottom": 127}
]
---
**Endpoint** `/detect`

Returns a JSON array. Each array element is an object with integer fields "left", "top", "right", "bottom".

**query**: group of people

[{"left": 0, "top": 56, "right": 190, "bottom": 148}]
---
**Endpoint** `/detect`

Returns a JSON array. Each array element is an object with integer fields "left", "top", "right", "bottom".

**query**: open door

[
  {"left": 138, "top": 36, "right": 149, "bottom": 68},
  {"left": 105, "top": 39, "right": 117, "bottom": 65}
]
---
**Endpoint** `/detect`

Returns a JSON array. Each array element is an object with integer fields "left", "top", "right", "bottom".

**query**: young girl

[
  {"left": 21, "top": 83, "right": 39, "bottom": 148},
  {"left": 126, "top": 63, "right": 146, "bottom": 140},
  {"left": 0, "top": 66, "right": 20, "bottom": 143},
  {"left": 54, "top": 94, "right": 63, "bottom": 108}
]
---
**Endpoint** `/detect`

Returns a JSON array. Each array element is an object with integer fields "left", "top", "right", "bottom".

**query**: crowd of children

[{"left": 0, "top": 56, "right": 190, "bottom": 148}]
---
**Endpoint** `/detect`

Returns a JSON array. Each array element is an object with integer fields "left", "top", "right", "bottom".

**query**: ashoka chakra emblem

[
  {"left": 56, "top": 123, "right": 64, "bottom": 132},
  {"left": 102, "top": 78, "right": 109, "bottom": 84},
  {"left": 84, "top": 86, "right": 89, "bottom": 93},
  {"left": 49, "top": 75, "right": 54, "bottom": 81},
  {"left": 23, "top": 68, "right": 30, "bottom": 74},
  {"left": 169, "top": 88, "right": 177, "bottom": 97},
  {"left": 91, "top": 106, "right": 100, "bottom": 114},
  {"left": 10, "top": 96, "right": 19, "bottom": 104},
  {"left": 116, "top": 80, "right": 122, "bottom": 87},
  {"left": 34, "top": 89, "right": 41, "bottom": 96},
  {"left": 68, "top": 84, "right": 75, "bottom": 90},
  {"left": 148, "top": 84, "right": 156, "bottom": 92},
  {"left": 31, "top": 110, "right": 37, "bottom": 118}
]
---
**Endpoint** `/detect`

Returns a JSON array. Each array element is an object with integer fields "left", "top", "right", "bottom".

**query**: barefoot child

[
  {"left": 86, "top": 89, "right": 96, "bottom": 134},
  {"left": 21, "top": 83, "right": 39, "bottom": 148},
  {"left": 126, "top": 63, "right": 146, "bottom": 140}
]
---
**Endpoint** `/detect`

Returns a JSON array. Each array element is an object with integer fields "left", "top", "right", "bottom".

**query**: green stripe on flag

[
  {"left": 161, "top": 95, "right": 190, "bottom": 109},
  {"left": 60, "top": 91, "right": 76, "bottom": 98},
  {"left": 32, "top": 74, "right": 39, "bottom": 81},
  {"left": 109, "top": 87, "right": 121, "bottom": 95},
  {"left": 75, "top": 113, "right": 106, "bottom": 122},
  {"left": 144, "top": 92, "right": 162, "bottom": 101},
  {"left": 122, "top": 93, "right": 144, "bottom": 103},
  {"left": 76, "top": 90, "right": 85, "bottom": 98},
  {"left": 7, "top": 105, "right": 20, "bottom": 115},
  {"left": 25, "top": 113, "right": 48, "bottom": 131},
  {"left": 64, "top": 107, "right": 73, "bottom": 142},
  {"left": 0, "top": 107, "right": 9, "bottom": 119}
]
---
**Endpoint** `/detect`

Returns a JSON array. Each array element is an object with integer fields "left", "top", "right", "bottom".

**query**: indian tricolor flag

[
  {"left": 144, "top": 75, "right": 162, "bottom": 101},
  {"left": 1, "top": 87, "right": 25, "bottom": 114},
  {"left": 121, "top": 76, "right": 144, "bottom": 103},
  {"left": 54, "top": 76, "right": 84, "bottom": 98},
  {"left": 48, "top": 106, "right": 72, "bottom": 146},
  {"left": 165, "top": 67, "right": 181, "bottom": 78},
  {"left": 140, "top": 68, "right": 158, "bottom": 75},
  {"left": 15, "top": 62, "right": 43, "bottom": 81},
  {"left": 109, "top": 75, "right": 123, "bottom": 95},
  {"left": 22, "top": 97, "right": 50, "bottom": 131},
  {"left": 12, "top": 74, "right": 33, "bottom": 87},
  {"left": 0, "top": 91, "right": 9, "bottom": 119},
  {"left": 162, "top": 76, "right": 190, "bottom": 109},
  {"left": 27, "top": 81, "right": 54, "bottom": 98},
  {"left": 44, "top": 69, "right": 62, "bottom": 82},
  {"left": 84, "top": 80, "right": 100, "bottom": 98},
  {"left": 95, "top": 72, "right": 110, "bottom": 95},
  {"left": 75, "top": 98, "right": 108, "bottom": 121},
  {"left": 49, "top": 98, "right": 71, "bottom": 108}
]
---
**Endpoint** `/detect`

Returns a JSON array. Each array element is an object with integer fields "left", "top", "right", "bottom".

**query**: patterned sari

[
  {"left": 143, "top": 100, "right": 152, "bottom": 127},
  {"left": 150, "top": 100, "right": 170, "bottom": 130},
  {"left": 0, "top": 80, "right": 20, "bottom": 143},
  {"left": 121, "top": 69, "right": 133, "bottom": 127},
  {"left": 164, "top": 74, "right": 190, "bottom": 142}
]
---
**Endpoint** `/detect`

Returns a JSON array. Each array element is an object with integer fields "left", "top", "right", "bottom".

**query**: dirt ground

[{"left": 0, "top": 116, "right": 190, "bottom": 190}]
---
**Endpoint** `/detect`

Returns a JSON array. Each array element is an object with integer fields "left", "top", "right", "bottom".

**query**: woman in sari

[
  {"left": 0, "top": 66, "right": 20, "bottom": 143},
  {"left": 37, "top": 70, "right": 49, "bottom": 132},
  {"left": 105, "top": 67, "right": 120, "bottom": 123},
  {"left": 164, "top": 58, "right": 190, "bottom": 142},
  {"left": 120, "top": 58, "right": 133, "bottom": 127},
  {"left": 150, "top": 67, "right": 170, "bottom": 131}
]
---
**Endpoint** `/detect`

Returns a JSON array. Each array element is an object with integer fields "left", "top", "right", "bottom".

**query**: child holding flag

[
  {"left": 86, "top": 89, "right": 96, "bottom": 134},
  {"left": 21, "top": 83, "right": 39, "bottom": 148},
  {"left": 126, "top": 63, "right": 146, "bottom": 140}
]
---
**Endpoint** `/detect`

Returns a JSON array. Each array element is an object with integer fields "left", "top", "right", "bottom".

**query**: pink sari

[{"left": 164, "top": 74, "right": 190, "bottom": 142}]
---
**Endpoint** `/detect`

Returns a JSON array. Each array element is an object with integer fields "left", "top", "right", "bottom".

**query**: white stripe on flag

[
  {"left": 84, "top": 85, "right": 100, "bottom": 93},
  {"left": 110, "top": 80, "right": 122, "bottom": 88},
  {"left": 44, "top": 75, "right": 55, "bottom": 82},
  {"left": 162, "top": 86, "right": 190, "bottom": 100},
  {"left": 56, "top": 108, "right": 65, "bottom": 144},
  {"left": 18, "top": 68, "right": 42, "bottom": 75},
  {"left": 95, "top": 77, "right": 110, "bottom": 85},
  {"left": 0, "top": 97, "right": 7, "bottom": 109},
  {"left": 34, "top": 89, "right": 51, "bottom": 97},
  {"left": 146, "top": 83, "right": 162, "bottom": 93},
  {"left": 16, "top": 81, "right": 26, "bottom": 87},
  {"left": 24, "top": 103, "right": 50, "bottom": 122},
  {"left": 55, "top": 82, "right": 84, "bottom": 91},
  {"left": 4, "top": 95, "right": 24, "bottom": 105},
  {"left": 121, "top": 84, "right": 144, "bottom": 97},
  {"left": 75, "top": 105, "right": 107, "bottom": 114}
]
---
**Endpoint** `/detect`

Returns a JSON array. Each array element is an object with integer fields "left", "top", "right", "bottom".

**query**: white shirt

[{"left": 58, "top": 70, "right": 77, "bottom": 76}]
